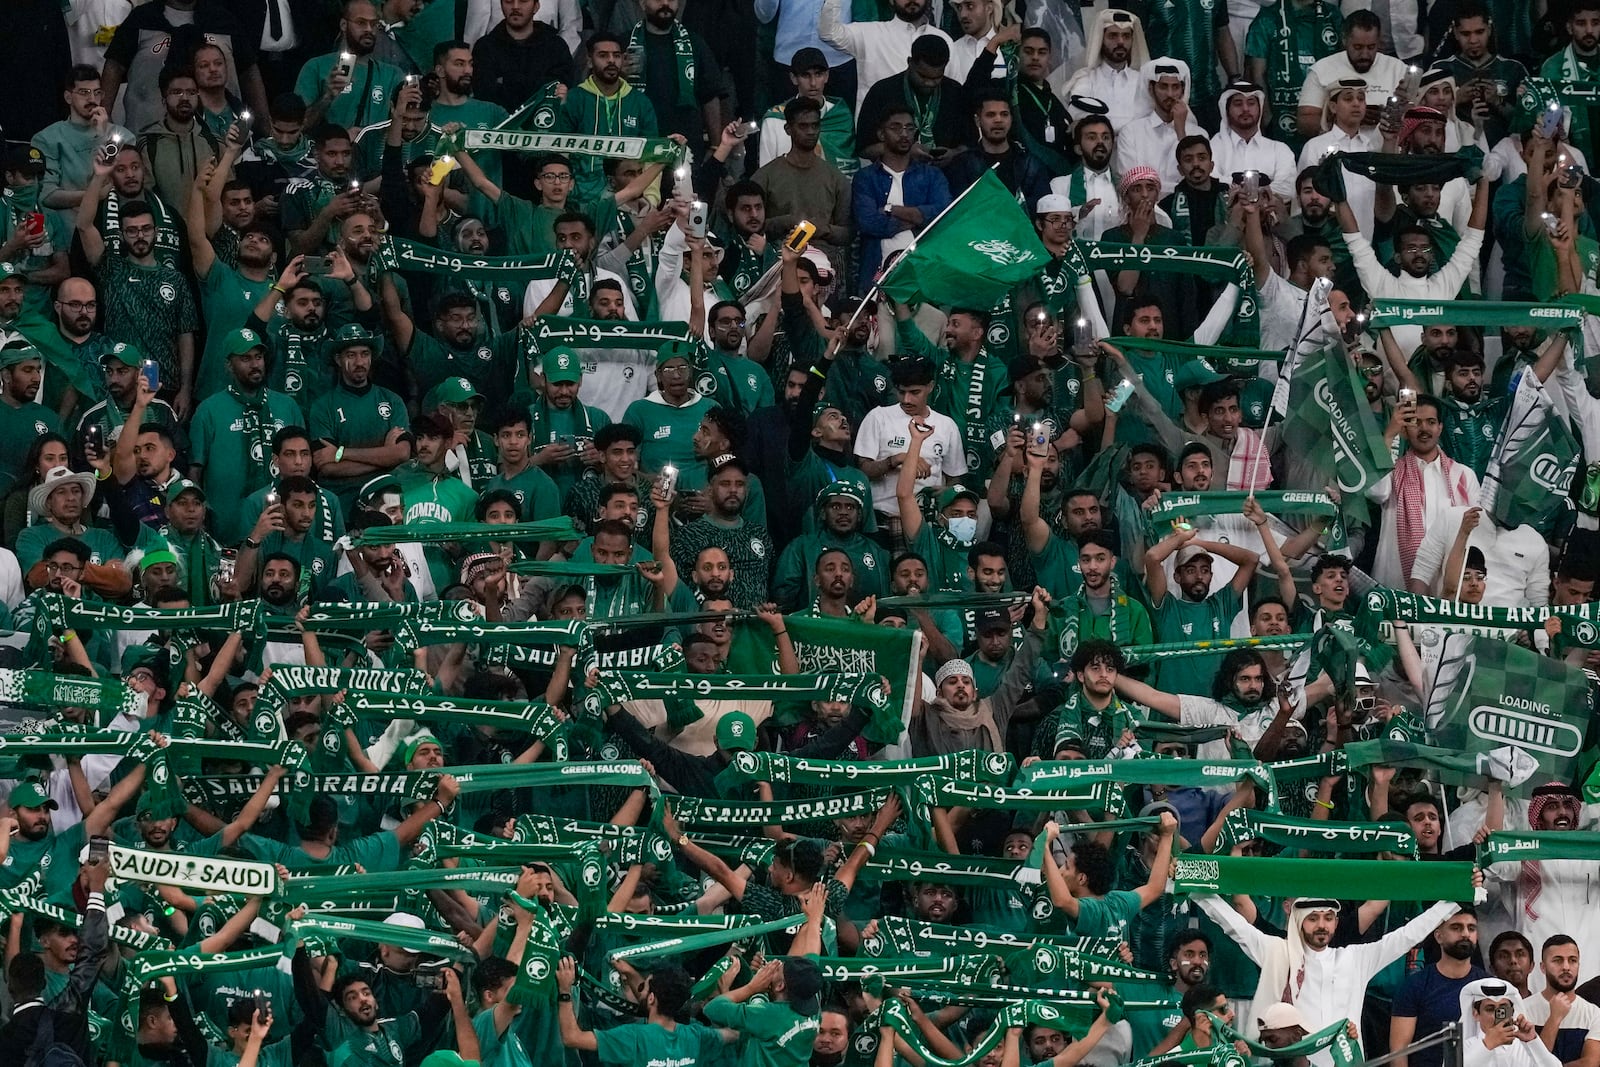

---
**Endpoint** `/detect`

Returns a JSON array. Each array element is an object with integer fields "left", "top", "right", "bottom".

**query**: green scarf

[
  {"left": 821, "top": 955, "right": 1003, "bottom": 986},
  {"left": 251, "top": 665, "right": 432, "bottom": 737},
  {"left": 605, "top": 913, "right": 805, "bottom": 961},
  {"left": 283, "top": 867, "right": 529, "bottom": 911},
  {"left": 1104, "top": 335, "right": 1284, "bottom": 369},
  {"left": 587, "top": 670, "right": 889, "bottom": 729},
  {"left": 628, "top": 20, "right": 696, "bottom": 108},
  {"left": 1122, "top": 634, "right": 1309, "bottom": 664},
  {"left": 322, "top": 691, "right": 568, "bottom": 762},
  {"left": 509, "top": 560, "right": 635, "bottom": 578},
  {"left": 1079, "top": 243, "right": 1259, "bottom": 345},
  {"left": 1214, "top": 808, "right": 1418, "bottom": 856},
  {"left": 1049, "top": 573, "right": 1138, "bottom": 659},
  {"left": 714, "top": 749, "right": 1013, "bottom": 793},
  {"left": 861, "top": 844, "right": 1042, "bottom": 893},
  {"left": 1171, "top": 854, "right": 1474, "bottom": 898},
  {"left": 1368, "top": 298, "right": 1587, "bottom": 331},
  {"left": 0, "top": 669, "right": 144, "bottom": 727},
  {"left": 377, "top": 235, "right": 570, "bottom": 284},
  {"left": 508, "top": 895, "right": 565, "bottom": 1006},
  {"left": 672, "top": 788, "right": 890, "bottom": 827},
  {"left": 347, "top": 518, "right": 581, "bottom": 546},
  {"left": 1144, "top": 490, "right": 1344, "bottom": 548},
  {"left": 1358, "top": 588, "right": 1600, "bottom": 648},
  {"left": 910, "top": 774, "right": 1122, "bottom": 815},
  {"left": 863, "top": 914, "right": 1122, "bottom": 961},
  {"left": 1204, "top": 1013, "right": 1364, "bottom": 1067},
  {"left": 1312, "top": 149, "right": 1480, "bottom": 202},
  {"left": 225, "top": 385, "right": 276, "bottom": 491},
  {"left": 461, "top": 127, "right": 684, "bottom": 163},
  {"left": 1478, "top": 830, "right": 1600, "bottom": 864},
  {"left": 1018, "top": 758, "right": 1279, "bottom": 810},
  {"left": 287, "top": 913, "right": 479, "bottom": 963}
]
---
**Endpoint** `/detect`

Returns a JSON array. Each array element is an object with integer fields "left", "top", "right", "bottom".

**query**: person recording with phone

[{"left": 1459, "top": 978, "right": 1562, "bottom": 1067}]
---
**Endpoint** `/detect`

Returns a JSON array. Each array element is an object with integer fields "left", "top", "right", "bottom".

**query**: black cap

[
  {"left": 790, "top": 47, "right": 828, "bottom": 74},
  {"left": 5, "top": 145, "right": 44, "bottom": 174},
  {"left": 910, "top": 34, "right": 950, "bottom": 66},
  {"left": 976, "top": 609, "right": 1010, "bottom": 633}
]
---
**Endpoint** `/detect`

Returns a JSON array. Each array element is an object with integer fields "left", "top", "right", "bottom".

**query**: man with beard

[
  {"left": 519, "top": 348, "right": 611, "bottom": 502},
  {"left": 554, "top": 34, "right": 659, "bottom": 204},
  {"left": 773, "top": 484, "right": 888, "bottom": 610},
  {"left": 282, "top": 124, "right": 364, "bottom": 257},
  {"left": 249, "top": 254, "right": 369, "bottom": 409},
  {"left": 1243, "top": 0, "right": 1341, "bottom": 150},
  {"left": 973, "top": 28, "right": 1072, "bottom": 175},
  {"left": 1210, "top": 81, "right": 1296, "bottom": 199},
  {"left": 1051, "top": 114, "right": 1121, "bottom": 243},
  {"left": 678, "top": 408, "right": 768, "bottom": 524},
  {"left": 946, "top": 91, "right": 1051, "bottom": 209},
  {"left": 523, "top": 212, "right": 635, "bottom": 320},
  {"left": 1296, "top": 11, "right": 1403, "bottom": 138},
  {"left": 237, "top": 428, "right": 345, "bottom": 559},
  {"left": 429, "top": 42, "right": 508, "bottom": 137},
  {"left": 354, "top": 77, "right": 439, "bottom": 184},
  {"left": 1540, "top": 2, "right": 1600, "bottom": 164},
  {"left": 819, "top": 0, "right": 951, "bottom": 111},
  {"left": 856, "top": 36, "right": 969, "bottom": 157},
  {"left": 1493, "top": 935, "right": 1537, "bottom": 1000},
  {"left": 237, "top": 477, "right": 340, "bottom": 596},
  {"left": 77, "top": 166, "right": 200, "bottom": 418},
  {"left": 308, "top": 325, "right": 412, "bottom": 511},
  {"left": 1064, "top": 12, "right": 1150, "bottom": 131},
  {"left": 1128, "top": 933, "right": 1215, "bottom": 1053},
  {"left": 814, "top": 297, "right": 889, "bottom": 444},
  {"left": 187, "top": 173, "right": 281, "bottom": 403},
  {"left": 685, "top": 546, "right": 735, "bottom": 603},
  {"left": 1115, "top": 61, "right": 1207, "bottom": 197},
  {"left": 32, "top": 277, "right": 111, "bottom": 423},
  {"left": 670, "top": 457, "right": 774, "bottom": 608},
  {"left": 1485, "top": 786, "right": 1600, "bottom": 973},
  {"left": 908, "top": 586, "right": 1046, "bottom": 756},
  {"left": 322, "top": 970, "right": 470, "bottom": 1067},
  {"left": 1243, "top": 202, "right": 1334, "bottom": 355},
  {"left": 1391, "top": 910, "right": 1490, "bottom": 1067},
  {"left": 893, "top": 302, "right": 1009, "bottom": 487},
  {"left": 0, "top": 757, "right": 146, "bottom": 903},
  {"left": 1117, "top": 647, "right": 1310, "bottom": 760},
  {"left": 799, "top": 547, "right": 858, "bottom": 616},
  {"left": 1520, "top": 938, "right": 1600, "bottom": 1066},
  {"left": 698, "top": 299, "right": 775, "bottom": 416},
  {"left": 1142, "top": 526, "right": 1261, "bottom": 695},
  {"left": 137, "top": 65, "right": 221, "bottom": 208},
  {"left": 1397, "top": 349, "right": 1504, "bottom": 482},
  {"left": 473, "top": 0, "right": 576, "bottom": 116},
  {"left": 189, "top": 328, "right": 304, "bottom": 543},
  {"left": 384, "top": 284, "right": 521, "bottom": 399},
  {"left": 0, "top": 342, "right": 64, "bottom": 491},
  {"left": 1162, "top": 137, "right": 1228, "bottom": 248},
  {"left": 297, "top": 0, "right": 407, "bottom": 130},
  {"left": 626, "top": 0, "right": 722, "bottom": 159},
  {"left": 89, "top": 144, "right": 183, "bottom": 267},
  {"left": 1368, "top": 394, "right": 1480, "bottom": 590},
  {"left": 34, "top": 66, "right": 134, "bottom": 226}
]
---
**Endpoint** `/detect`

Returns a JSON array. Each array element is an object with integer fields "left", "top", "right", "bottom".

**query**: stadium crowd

[{"left": 3, "top": 0, "right": 1600, "bottom": 1066}]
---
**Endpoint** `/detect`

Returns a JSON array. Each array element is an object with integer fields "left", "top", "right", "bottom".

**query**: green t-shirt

[
  {"left": 99, "top": 253, "right": 200, "bottom": 383},
  {"left": 308, "top": 381, "right": 411, "bottom": 506},
  {"left": 207, "top": 1041, "right": 295, "bottom": 1067},
  {"left": 1152, "top": 585, "right": 1243, "bottom": 695},
  {"left": 0, "top": 821, "right": 86, "bottom": 904},
  {"left": 702, "top": 998, "right": 819, "bottom": 1067},
  {"left": 0, "top": 399, "right": 62, "bottom": 491},
  {"left": 1244, "top": 0, "right": 1342, "bottom": 147},
  {"left": 1126, "top": 1004, "right": 1185, "bottom": 1059},
  {"left": 193, "top": 962, "right": 301, "bottom": 1045},
  {"left": 623, "top": 394, "right": 716, "bottom": 473},
  {"left": 482, "top": 463, "right": 562, "bottom": 522},
  {"left": 474, "top": 1007, "right": 535, "bottom": 1067},
  {"left": 190, "top": 387, "right": 303, "bottom": 545},
  {"left": 911, "top": 523, "right": 972, "bottom": 594},
  {"left": 593, "top": 1021, "right": 728, "bottom": 1067},
  {"left": 1071, "top": 888, "right": 1143, "bottom": 939},
  {"left": 408, "top": 328, "right": 523, "bottom": 399},
  {"left": 294, "top": 54, "right": 406, "bottom": 131},
  {"left": 481, "top": 189, "right": 618, "bottom": 258},
  {"left": 398, "top": 468, "right": 480, "bottom": 524},
  {"left": 197, "top": 259, "right": 275, "bottom": 399},
  {"left": 16, "top": 522, "right": 123, "bottom": 569},
  {"left": 323, "top": 1006, "right": 421, "bottom": 1067},
  {"left": 240, "top": 829, "right": 401, "bottom": 873}
]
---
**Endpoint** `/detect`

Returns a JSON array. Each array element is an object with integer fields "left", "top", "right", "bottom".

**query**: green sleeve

[
  {"left": 338, "top": 830, "right": 402, "bottom": 872},
  {"left": 1214, "top": 584, "right": 1243, "bottom": 621},
  {"left": 1132, "top": 602, "right": 1154, "bottom": 645},
  {"left": 395, "top": 1012, "right": 422, "bottom": 1049},
  {"left": 294, "top": 60, "right": 324, "bottom": 116},
  {"left": 594, "top": 1024, "right": 641, "bottom": 1066},
  {"left": 1243, "top": 10, "right": 1273, "bottom": 59},
  {"left": 701, "top": 996, "right": 752, "bottom": 1030},
  {"left": 893, "top": 316, "right": 942, "bottom": 363},
  {"left": 308, "top": 397, "right": 337, "bottom": 444}
]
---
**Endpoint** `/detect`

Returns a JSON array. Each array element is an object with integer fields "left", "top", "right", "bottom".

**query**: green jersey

[
  {"left": 398, "top": 467, "right": 479, "bottom": 524},
  {"left": 911, "top": 523, "right": 973, "bottom": 593},
  {"left": 0, "top": 399, "right": 62, "bottom": 493},
  {"left": 623, "top": 393, "right": 715, "bottom": 472},
  {"left": 1245, "top": 0, "right": 1343, "bottom": 148},
  {"left": 670, "top": 516, "right": 774, "bottom": 608},
  {"left": 98, "top": 252, "right": 199, "bottom": 383},
  {"left": 196, "top": 259, "right": 275, "bottom": 400},
  {"left": 239, "top": 828, "right": 402, "bottom": 872},
  {"left": 0, "top": 821, "right": 86, "bottom": 904},
  {"left": 207, "top": 1042, "right": 295, "bottom": 1067},
  {"left": 526, "top": 398, "right": 611, "bottom": 501},
  {"left": 702, "top": 998, "right": 819, "bottom": 1067},
  {"left": 16, "top": 522, "right": 122, "bottom": 570},
  {"left": 408, "top": 327, "right": 524, "bottom": 399},
  {"left": 294, "top": 54, "right": 406, "bottom": 131},
  {"left": 431, "top": 97, "right": 510, "bottom": 184},
  {"left": 1145, "top": 0, "right": 1230, "bottom": 112},
  {"left": 308, "top": 381, "right": 411, "bottom": 508},
  {"left": 480, "top": 188, "right": 619, "bottom": 258},
  {"left": 1439, "top": 393, "right": 1509, "bottom": 481},
  {"left": 351, "top": 120, "right": 441, "bottom": 181},
  {"left": 323, "top": 1006, "right": 421, "bottom": 1067},
  {"left": 280, "top": 173, "right": 347, "bottom": 250},
  {"left": 474, "top": 1007, "right": 535, "bottom": 1067},
  {"left": 190, "top": 387, "right": 302, "bottom": 545},
  {"left": 699, "top": 349, "right": 775, "bottom": 415},
  {"left": 1071, "top": 888, "right": 1143, "bottom": 939},
  {"left": 771, "top": 530, "right": 888, "bottom": 611},
  {"left": 594, "top": 1021, "right": 726, "bottom": 1067},
  {"left": 481, "top": 463, "right": 561, "bottom": 522},
  {"left": 258, "top": 528, "right": 340, "bottom": 595},
  {"left": 1152, "top": 585, "right": 1243, "bottom": 695}
]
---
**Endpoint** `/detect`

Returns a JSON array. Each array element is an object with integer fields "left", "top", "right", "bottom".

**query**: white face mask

[{"left": 947, "top": 516, "right": 978, "bottom": 544}]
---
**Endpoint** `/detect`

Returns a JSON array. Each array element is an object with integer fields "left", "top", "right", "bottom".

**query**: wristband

[
  {"left": 241, "top": 537, "right": 261, "bottom": 550},
  {"left": 61, "top": 630, "right": 77, "bottom": 644},
  {"left": 772, "top": 629, "right": 787, "bottom": 636},
  {"left": 334, "top": 445, "right": 346, "bottom": 463},
  {"left": 558, "top": 993, "right": 573, "bottom": 1003},
  {"left": 855, "top": 840, "right": 876, "bottom": 857},
  {"left": 269, "top": 283, "right": 286, "bottom": 295},
  {"left": 1314, "top": 799, "right": 1335, "bottom": 810},
  {"left": 94, "top": 468, "right": 110, "bottom": 482}
]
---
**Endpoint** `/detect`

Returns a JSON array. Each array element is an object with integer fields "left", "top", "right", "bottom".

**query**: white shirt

[
  {"left": 1366, "top": 453, "right": 1482, "bottom": 589},
  {"left": 1199, "top": 894, "right": 1463, "bottom": 1045},
  {"left": 1258, "top": 271, "right": 1310, "bottom": 355},
  {"left": 626, "top": 697, "right": 776, "bottom": 756},
  {"left": 758, "top": 98, "right": 843, "bottom": 163},
  {"left": 1064, "top": 64, "right": 1150, "bottom": 131},
  {"left": 1298, "top": 51, "right": 1407, "bottom": 117},
  {"left": 1408, "top": 504, "right": 1549, "bottom": 609},
  {"left": 1485, "top": 857, "right": 1600, "bottom": 1000},
  {"left": 67, "top": 0, "right": 135, "bottom": 65},
  {"left": 522, "top": 266, "right": 635, "bottom": 319},
  {"left": 1522, "top": 991, "right": 1600, "bottom": 1039},
  {"left": 853, "top": 404, "right": 967, "bottom": 512},
  {"left": 1210, "top": 126, "right": 1299, "bottom": 200},
  {"left": 1347, "top": 227, "right": 1485, "bottom": 351},
  {"left": 1114, "top": 109, "right": 1209, "bottom": 196},
  {"left": 1050, "top": 165, "right": 1122, "bottom": 242},
  {"left": 654, "top": 225, "right": 724, "bottom": 325},
  {"left": 1299, "top": 126, "right": 1380, "bottom": 232},
  {"left": 950, "top": 30, "right": 1004, "bottom": 82},
  {"left": 819, "top": 0, "right": 953, "bottom": 110}
]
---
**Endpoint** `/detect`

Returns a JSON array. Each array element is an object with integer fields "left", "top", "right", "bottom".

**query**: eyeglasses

[
  {"left": 43, "top": 561, "right": 82, "bottom": 575},
  {"left": 538, "top": 172, "right": 574, "bottom": 182},
  {"left": 58, "top": 300, "right": 98, "bottom": 312},
  {"left": 70, "top": 87, "right": 103, "bottom": 98},
  {"left": 122, "top": 224, "right": 156, "bottom": 236},
  {"left": 884, "top": 122, "right": 918, "bottom": 133}
]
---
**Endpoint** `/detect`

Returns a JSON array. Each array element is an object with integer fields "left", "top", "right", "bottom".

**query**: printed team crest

[
  {"left": 377, "top": 401, "right": 393, "bottom": 418},
  {"left": 239, "top": 328, "right": 259, "bottom": 345},
  {"left": 969, "top": 239, "right": 1031, "bottom": 266},
  {"left": 158, "top": 282, "right": 177, "bottom": 302},
  {"left": 532, "top": 106, "right": 556, "bottom": 130},
  {"left": 861, "top": 554, "right": 875, "bottom": 569},
  {"left": 1057, "top": 613, "right": 1080, "bottom": 659},
  {"left": 1033, "top": 946, "right": 1057, "bottom": 973},
  {"left": 556, "top": 353, "right": 574, "bottom": 371},
  {"left": 873, "top": 373, "right": 889, "bottom": 393},
  {"left": 33, "top": 420, "right": 47, "bottom": 434},
  {"left": 477, "top": 346, "right": 492, "bottom": 362},
  {"left": 697, "top": 372, "right": 717, "bottom": 395},
  {"left": 455, "top": 376, "right": 472, "bottom": 391},
  {"left": 750, "top": 539, "right": 766, "bottom": 558}
]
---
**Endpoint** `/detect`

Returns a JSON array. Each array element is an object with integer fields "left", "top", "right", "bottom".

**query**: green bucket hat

[{"left": 656, "top": 338, "right": 701, "bottom": 368}]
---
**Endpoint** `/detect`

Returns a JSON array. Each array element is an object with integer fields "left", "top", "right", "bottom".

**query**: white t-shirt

[{"left": 854, "top": 404, "right": 967, "bottom": 513}]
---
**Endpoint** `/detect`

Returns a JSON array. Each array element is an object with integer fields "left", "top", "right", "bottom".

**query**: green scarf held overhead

[
  {"left": 1367, "top": 298, "right": 1587, "bottom": 332},
  {"left": 168, "top": 692, "right": 242, "bottom": 742},
  {"left": 1478, "top": 830, "right": 1600, "bottom": 865},
  {"left": 1516, "top": 75, "right": 1600, "bottom": 131},
  {"left": 874, "top": 591, "right": 1029, "bottom": 612},
  {"left": 861, "top": 845, "right": 1042, "bottom": 893},
  {"left": 23, "top": 895, "right": 169, "bottom": 952},
  {"left": 529, "top": 315, "right": 696, "bottom": 357},
  {"left": 496, "top": 80, "right": 565, "bottom": 132},
  {"left": 1143, "top": 490, "right": 1346, "bottom": 550},
  {"left": 507, "top": 560, "right": 638, "bottom": 578},
  {"left": 108, "top": 844, "right": 279, "bottom": 895},
  {"left": 26, "top": 593, "right": 265, "bottom": 646},
  {"left": 461, "top": 127, "right": 684, "bottom": 163},
  {"left": 511, "top": 813, "right": 678, "bottom": 873},
  {"left": 1102, "top": 336, "right": 1283, "bottom": 369},
  {"left": 446, "top": 759, "right": 656, "bottom": 798},
  {"left": 1203, "top": 1012, "right": 1364, "bottom": 1067},
  {"left": 1312, "top": 147, "right": 1482, "bottom": 203},
  {"left": 910, "top": 774, "right": 1123, "bottom": 816},
  {"left": 437, "top": 840, "right": 607, "bottom": 912},
  {"left": 508, "top": 893, "right": 565, "bottom": 1006},
  {"left": 1357, "top": 588, "right": 1600, "bottom": 648},
  {"left": 627, "top": 19, "right": 696, "bottom": 107},
  {"left": 283, "top": 866, "right": 530, "bottom": 908},
  {"left": 863, "top": 914, "right": 1122, "bottom": 962},
  {"left": 1078, "top": 243, "right": 1258, "bottom": 345},
  {"left": 672, "top": 788, "right": 890, "bottom": 827},
  {"left": 406, "top": 617, "right": 589, "bottom": 653},
  {"left": 1171, "top": 854, "right": 1475, "bottom": 899},
  {"left": 1121, "top": 634, "right": 1309, "bottom": 664},
  {"left": 322, "top": 692, "right": 569, "bottom": 762},
  {"left": 714, "top": 749, "right": 1014, "bottom": 795},
  {"left": 820, "top": 955, "right": 1003, "bottom": 987},
  {"left": 287, "top": 914, "right": 480, "bottom": 963},
  {"left": 586, "top": 670, "right": 889, "bottom": 732},
  {"left": 302, "top": 599, "right": 481, "bottom": 631},
  {"left": 607, "top": 913, "right": 806, "bottom": 962},
  {"left": 251, "top": 665, "right": 433, "bottom": 738},
  {"left": 0, "top": 669, "right": 145, "bottom": 729},
  {"left": 347, "top": 518, "right": 582, "bottom": 546},
  {"left": 1018, "top": 757, "right": 1280, "bottom": 811},
  {"left": 119, "top": 942, "right": 289, "bottom": 1031},
  {"left": 377, "top": 235, "right": 572, "bottom": 286},
  {"left": 1214, "top": 808, "right": 1418, "bottom": 857}
]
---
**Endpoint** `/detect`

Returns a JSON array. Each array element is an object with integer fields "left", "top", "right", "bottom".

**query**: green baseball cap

[
  {"left": 419, "top": 1054, "right": 480, "bottom": 1067},
  {"left": 1172, "top": 360, "right": 1225, "bottom": 392},
  {"left": 330, "top": 323, "right": 377, "bottom": 352},
  {"left": 7, "top": 780, "right": 57, "bottom": 811},
  {"left": 169, "top": 478, "right": 207, "bottom": 502},
  {"left": 714, "top": 711, "right": 757, "bottom": 752},
  {"left": 542, "top": 345, "right": 582, "bottom": 384},
  {"left": 656, "top": 338, "right": 700, "bottom": 367},
  {"left": 423, "top": 376, "right": 481, "bottom": 410},
  {"left": 139, "top": 548, "right": 180, "bottom": 571},
  {"left": 222, "top": 327, "right": 267, "bottom": 358},
  {"left": 100, "top": 341, "right": 143, "bottom": 368},
  {"left": 402, "top": 733, "right": 442, "bottom": 765},
  {"left": 934, "top": 484, "right": 979, "bottom": 511}
]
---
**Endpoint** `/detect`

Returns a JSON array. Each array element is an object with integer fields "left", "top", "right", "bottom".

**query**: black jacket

[
  {"left": 472, "top": 23, "right": 577, "bottom": 114},
  {"left": 5, "top": 898, "right": 108, "bottom": 1062}
]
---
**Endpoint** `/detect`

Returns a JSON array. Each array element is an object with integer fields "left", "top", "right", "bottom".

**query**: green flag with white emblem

[
  {"left": 878, "top": 171, "right": 1050, "bottom": 308},
  {"left": 1483, "top": 370, "right": 1578, "bottom": 534},
  {"left": 1278, "top": 329, "right": 1393, "bottom": 533}
]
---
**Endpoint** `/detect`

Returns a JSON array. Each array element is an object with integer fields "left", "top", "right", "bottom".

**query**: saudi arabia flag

[{"left": 878, "top": 170, "right": 1050, "bottom": 308}]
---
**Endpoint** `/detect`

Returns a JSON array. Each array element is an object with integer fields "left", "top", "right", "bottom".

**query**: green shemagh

[
  {"left": 628, "top": 19, "right": 696, "bottom": 107},
  {"left": 1017, "top": 758, "right": 1279, "bottom": 811},
  {"left": 1077, "top": 244, "right": 1258, "bottom": 345},
  {"left": 1214, "top": 808, "right": 1418, "bottom": 857},
  {"left": 1170, "top": 854, "right": 1474, "bottom": 899},
  {"left": 1143, "top": 490, "right": 1344, "bottom": 549}
]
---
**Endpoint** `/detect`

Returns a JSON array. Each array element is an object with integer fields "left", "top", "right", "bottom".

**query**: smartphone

[
  {"left": 83, "top": 422, "right": 104, "bottom": 457},
  {"left": 413, "top": 971, "right": 445, "bottom": 991},
  {"left": 264, "top": 489, "right": 280, "bottom": 508},
  {"left": 96, "top": 138, "right": 119, "bottom": 166},
  {"left": 301, "top": 255, "right": 333, "bottom": 276},
  {"left": 1562, "top": 163, "right": 1584, "bottom": 188},
  {"left": 1105, "top": 379, "right": 1135, "bottom": 413},
  {"left": 1401, "top": 64, "right": 1422, "bottom": 100},
  {"left": 1029, "top": 421, "right": 1048, "bottom": 455},
  {"left": 88, "top": 835, "right": 110, "bottom": 863},
  {"left": 1398, "top": 386, "right": 1418, "bottom": 406},
  {"left": 1242, "top": 170, "right": 1261, "bottom": 204},
  {"left": 737, "top": 119, "right": 760, "bottom": 137},
  {"left": 1542, "top": 211, "right": 1563, "bottom": 237},
  {"left": 654, "top": 464, "right": 678, "bottom": 497},
  {"left": 404, "top": 74, "right": 419, "bottom": 88},
  {"left": 334, "top": 51, "right": 354, "bottom": 79},
  {"left": 1070, "top": 317, "right": 1095, "bottom": 357},
  {"left": 1493, "top": 1002, "right": 1513, "bottom": 1025},
  {"left": 784, "top": 220, "right": 816, "bottom": 255},
  {"left": 140, "top": 358, "right": 160, "bottom": 392},
  {"left": 686, "top": 200, "right": 709, "bottom": 239},
  {"left": 1538, "top": 103, "right": 1563, "bottom": 139}
]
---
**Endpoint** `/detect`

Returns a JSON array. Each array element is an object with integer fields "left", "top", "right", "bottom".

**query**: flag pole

[{"left": 1245, "top": 276, "right": 1335, "bottom": 494}]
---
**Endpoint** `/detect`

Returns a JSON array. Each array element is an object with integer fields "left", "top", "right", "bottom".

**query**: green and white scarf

[
  {"left": 1018, "top": 757, "right": 1279, "bottom": 810},
  {"left": 628, "top": 20, "right": 696, "bottom": 107},
  {"left": 1079, "top": 243, "right": 1259, "bottom": 345},
  {"left": 1358, "top": 588, "right": 1600, "bottom": 648},
  {"left": 1144, "top": 490, "right": 1344, "bottom": 548},
  {"left": 0, "top": 669, "right": 144, "bottom": 727},
  {"left": 1214, "top": 808, "right": 1417, "bottom": 857},
  {"left": 1367, "top": 298, "right": 1587, "bottom": 331},
  {"left": 862, "top": 845, "right": 1042, "bottom": 892},
  {"left": 377, "top": 235, "right": 570, "bottom": 284},
  {"left": 1102, "top": 335, "right": 1284, "bottom": 369},
  {"left": 1171, "top": 853, "right": 1474, "bottom": 898},
  {"left": 715, "top": 749, "right": 1013, "bottom": 791},
  {"left": 672, "top": 788, "right": 890, "bottom": 827},
  {"left": 1121, "top": 634, "right": 1309, "bottom": 664},
  {"left": 347, "top": 518, "right": 582, "bottom": 546},
  {"left": 1478, "top": 830, "right": 1600, "bottom": 865},
  {"left": 1204, "top": 1012, "right": 1364, "bottom": 1067}
]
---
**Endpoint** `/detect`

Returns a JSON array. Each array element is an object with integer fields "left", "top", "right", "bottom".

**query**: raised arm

[{"left": 896, "top": 417, "right": 932, "bottom": 542}]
